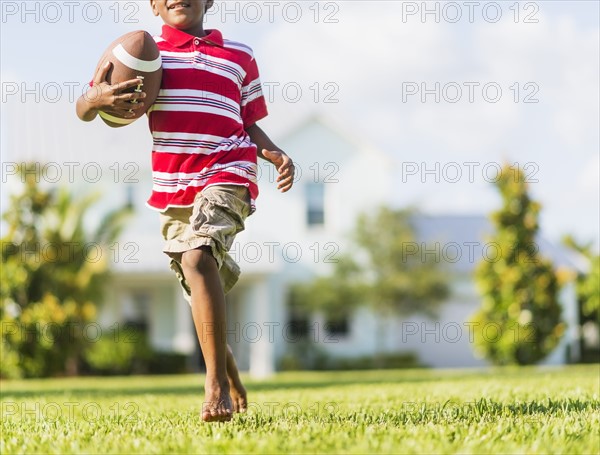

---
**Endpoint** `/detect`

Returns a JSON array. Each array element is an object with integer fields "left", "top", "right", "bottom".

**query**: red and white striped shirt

[{"left": 146, "top": 25, "right": 268, "bottom": 212}]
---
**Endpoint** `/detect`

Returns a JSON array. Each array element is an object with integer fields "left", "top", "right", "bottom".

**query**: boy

[{"left": 76, "top": 0, "right": 294, "bottom": 422}]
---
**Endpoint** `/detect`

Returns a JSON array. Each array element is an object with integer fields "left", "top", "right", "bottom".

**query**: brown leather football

[{"left": 94, "top": 30, "right": 162, "bottom": 128}]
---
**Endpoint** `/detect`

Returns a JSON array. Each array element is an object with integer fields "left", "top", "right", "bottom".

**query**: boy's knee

[{"left": 181, "top": 246, "right": 217, "bottom": 275}]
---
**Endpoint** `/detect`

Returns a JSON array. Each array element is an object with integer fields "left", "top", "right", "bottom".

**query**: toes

[
  {"left": 202, "top": 409, "right": 216, "bottom": 422},
  {"left": 202, "top": 410, "right": 232, "bottom": 422},
  {"left": 202, "top": 405, "right": 218, "bottom": 422},
  {"left": 219, "top": 409, "right": 233, "bottom": 422},
  {"left": 229, "top": 393, "right": 247, "bottom": 414},
  {"left": 202, "top": 401, "right": 233, "bottom": 422}
]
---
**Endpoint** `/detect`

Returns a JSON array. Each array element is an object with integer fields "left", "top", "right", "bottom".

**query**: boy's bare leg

[
  {"left": 181, "top": 247, "right": 233, "bottom": 422},
  {"left": 226, "top": 345, "right": 247, "bottom": 412}
]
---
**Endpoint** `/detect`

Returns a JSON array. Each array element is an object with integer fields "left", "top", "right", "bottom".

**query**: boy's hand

[
  {"left": 262, "top": 149, "right": 295, "bottom": 192},
  {"left": 84, "top": 62, "right": 146, "bottom": 118}
]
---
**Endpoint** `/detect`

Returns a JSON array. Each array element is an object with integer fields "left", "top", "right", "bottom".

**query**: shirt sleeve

[{"left": 241, "top": 55, "right": 268, "bottom": 128}]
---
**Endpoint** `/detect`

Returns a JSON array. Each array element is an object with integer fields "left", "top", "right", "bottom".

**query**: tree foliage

[
  {"left": 472, "top": 164, "right": 564, "bottom": 365},
  {"left": 562, "top": 235, "right": 599, "bottom": 322},
  {"left": 353, "top": 207, "right": 449, "bottom": 318},
  {"left": 290, "top": 255, "right": 366, "bottom": 319},
  {"left": 1, "top": 165, "right": 132, "bottom": 378}
]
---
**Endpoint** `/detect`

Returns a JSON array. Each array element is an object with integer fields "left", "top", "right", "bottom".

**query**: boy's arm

[
  {"left": 246, "top": 123, "right": 295, "bottom": 193},
  {"left": 76, "top": 62, "right": 146, "bottom": 122}
]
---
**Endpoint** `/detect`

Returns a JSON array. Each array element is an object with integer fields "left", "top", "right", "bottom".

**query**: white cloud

[{"left": 474, "top": 14, "right": 600, "bottom": 150}]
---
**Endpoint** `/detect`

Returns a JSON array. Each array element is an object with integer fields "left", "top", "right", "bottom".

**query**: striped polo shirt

[{"left": 146, "top": 25, "right": 268, "bottom": 212}]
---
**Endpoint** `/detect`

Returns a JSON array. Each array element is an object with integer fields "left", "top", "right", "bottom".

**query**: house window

[
  {"left": 325, "top": 317, "right": 349, "bottom": 336},
  {"left": 306, "top": 182, "right": 325, "bottom": 227},
  {"left": 288, "top": 317, "right": 310, "bottom": 338},
  {"left": 287, "top": 290, "right": 310, "bottom": 338},
  {"left": 123, "top": 291, "right": 150, "bottom": 333}
]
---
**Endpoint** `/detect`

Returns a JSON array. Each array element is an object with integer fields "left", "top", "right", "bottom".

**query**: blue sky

[{"left": 1, "top": 1, "right": 599, "bottom": 248}]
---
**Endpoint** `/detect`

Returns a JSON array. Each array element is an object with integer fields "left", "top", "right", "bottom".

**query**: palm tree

[{"left": 1, "top": 164, "right": 132, "bottom": 377}]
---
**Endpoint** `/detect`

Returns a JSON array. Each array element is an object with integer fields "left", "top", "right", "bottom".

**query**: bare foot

[
  {"left": 226, "top": 345, "right": 248, "bottom": 413},
  {"left": 202, "top": 378, "right": 233, "bottom": 422}
]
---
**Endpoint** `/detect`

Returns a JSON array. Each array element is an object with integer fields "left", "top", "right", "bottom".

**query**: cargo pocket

[{"left": 194, "top": 188, "right": 249, "bottom": 252}]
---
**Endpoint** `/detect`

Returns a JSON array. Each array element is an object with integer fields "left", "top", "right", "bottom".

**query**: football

[{"left": 94, "top": 30, "right": 162, "bottom": 128}]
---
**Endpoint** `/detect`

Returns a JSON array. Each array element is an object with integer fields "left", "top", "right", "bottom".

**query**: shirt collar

[{"left": 161, "top": 25, "right": 224, "bottom": 47}]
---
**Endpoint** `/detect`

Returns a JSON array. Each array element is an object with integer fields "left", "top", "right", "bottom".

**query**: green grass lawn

[{"left": 1, "top": 365, "right": 599, "bottom": 454}]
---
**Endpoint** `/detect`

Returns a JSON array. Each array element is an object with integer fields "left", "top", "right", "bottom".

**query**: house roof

[
  {"left": 410, "top": 214, "right": 590, "bottom": 275},
  {"left": 278, "top": 113, "right": 394, "bottom": 167}
]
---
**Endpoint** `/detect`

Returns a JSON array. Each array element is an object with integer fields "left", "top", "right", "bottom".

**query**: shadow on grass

[
  {"left": 1, "top": 376, "right": 439, "bottom": 399},
  {"left": 0, "top": 368, "right": 491, "bottom": 399}
]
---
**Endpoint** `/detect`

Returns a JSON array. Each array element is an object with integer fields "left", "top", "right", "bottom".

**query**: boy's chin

[{"left": 165, "top": 18, "right": 201, "bottom": 31}]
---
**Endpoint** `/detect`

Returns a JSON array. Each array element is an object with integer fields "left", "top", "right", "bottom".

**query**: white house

[{"left": 2, "top": 100, "right": 588, "bottom": 376}]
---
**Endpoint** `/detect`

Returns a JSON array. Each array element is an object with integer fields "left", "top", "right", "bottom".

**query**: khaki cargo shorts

[{"left": 159, "top": 185, "right": 251, "bottom": 302}]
